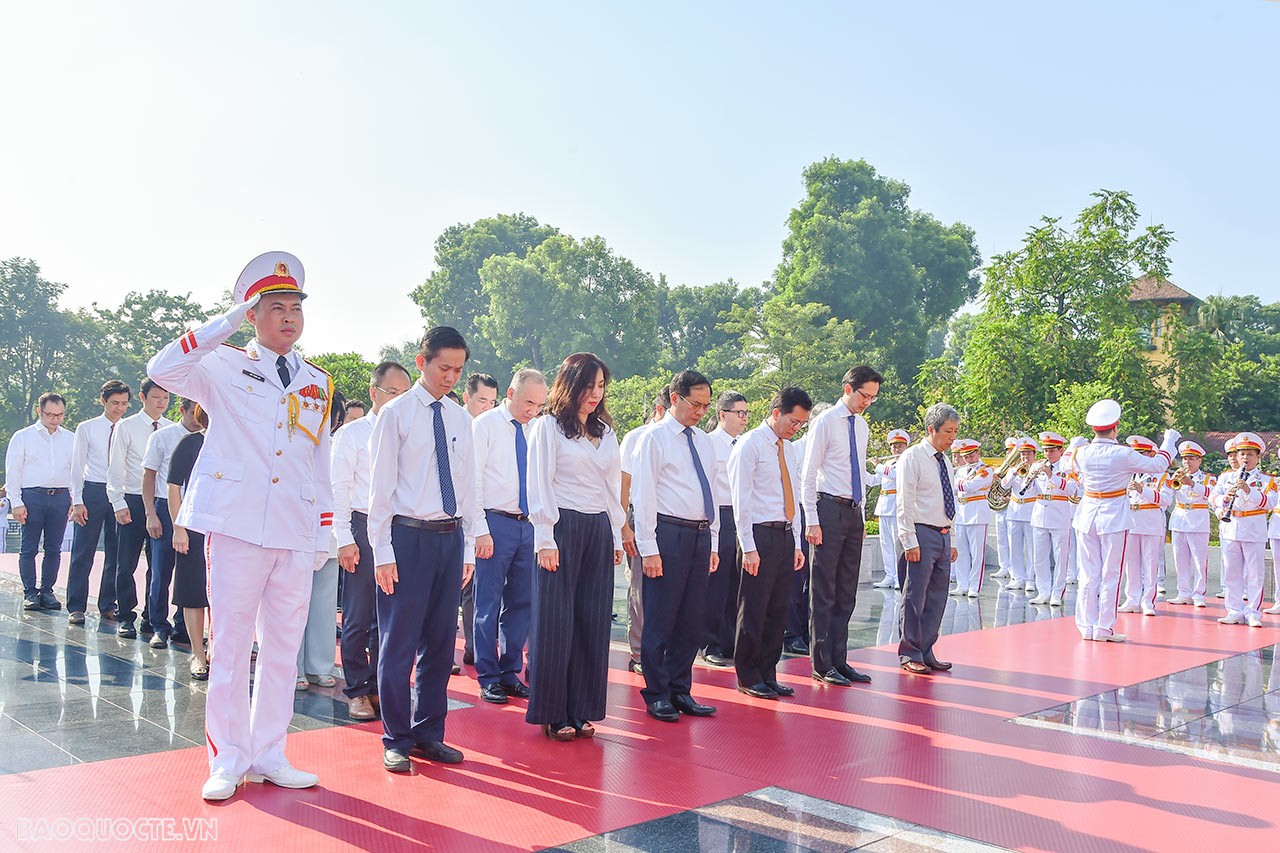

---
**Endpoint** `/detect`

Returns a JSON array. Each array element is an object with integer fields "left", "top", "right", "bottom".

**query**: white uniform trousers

[
  {"left": 1271, "top": 538, "right": 1280, "bottom": 609},
  {"left": 1007, "top": 520, "right": 1034, "bottom": 586},
  {"left": 1074, "top": 530, "right": 1126, "bottom": 640},
  {"left": 1220, "top": 539, "right": 1266, "bottom": 621},
  {"left": 1032, "top": 526, "right": 1071, "bottom": 601},
  {"left": 205, "top": 533, "right": 313, "bottom": 778},
  {"left": 953, "top": 523, "right": 986, "bottom": 594},
  {"left": 994, "top": 513, "right": 1011, "bottom": 575},
  {"left": 1122, "top": 533, "right": 1162, "bottom": 612},
  {"left": 1171, "top": 530, "right": 1210, "bottom": 604},
  {"left": 877, "top": 515, "right": 899, "bottom": 586}
]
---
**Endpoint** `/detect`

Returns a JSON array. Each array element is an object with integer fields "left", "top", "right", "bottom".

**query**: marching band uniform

[
  {"left": 1118, "top": 436, "right": 1171, "bottom": 616},
  {"left": 1211, "top": 432, "right": 1276, "bottom": 627},
  {"left": 991, "top": 436, "right": 1018, "bottom": 580},
  {"left": 1213, "top": 437, "right": 1241, "bottom": 599},
  {"left": 147, "top": 252, "right": 333, "bottom": 799},
  {"left": 1267, "top": 488, "right": 1280, "bottom": 615},
  {"left": 1003, "top": 437, "right": 1039, "bottom": 592},
  {"left": 870, "top": 429, "right": 909, "bottom": 589},
  {"left": 1063, "top": 437, "right": 1089, "bottom": 589},
  {"left": 950, "top": 439, "right": 991, "bottom": 597},
  {"left": 1071, "top": 400, "right": 1178, "bottom": 642},
  {"left": 1029, "top": 432, "right": 1079, "bottom": 606},
  {"left": 1167, "top": 441, "right": 1213, "bottom": 608}
]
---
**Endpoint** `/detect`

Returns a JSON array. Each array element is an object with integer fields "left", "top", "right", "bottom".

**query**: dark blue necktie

[
  {"left": 936, "top": 451, "right": 955, "bottom": 520},
  {"left": 848, "top": 415, "right": 863, "bottom": 499},
  {"left": 276, "top": 354, "right": 291, "bottom": 388},
  {"left": 513, "top": 419, "right": 528, "bottom": 515},
  {"left": 685, "top": 427, "right": 715, "bottom": 521},
  {"left": 431, "top": 401, "right": 457, "bottom": 516}
]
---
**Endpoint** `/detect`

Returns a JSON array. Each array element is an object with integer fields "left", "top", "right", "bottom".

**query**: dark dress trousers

[
  {"left": 341, "top": 510, "right": 379, "bottom": 700},
  {"left": 897, "top": 523, "right": 952, "bottom": 664},
  {"left": 66, "top": 481, "right": 118, "bottom": 614},
  {"left": 734, "top": 524, "right": 794, "bottom": 686},
  {"left": 809, "top": 495, "right": 865, "bottom": 673},
  {"left": 641, "top": 519, "right": 711, "bottom": 704},
  {"left": 704, "top": 506, "right": 740, "bottom": 657}
]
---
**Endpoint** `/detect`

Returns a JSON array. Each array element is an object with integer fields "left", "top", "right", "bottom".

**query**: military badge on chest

[{"left": 287, "top": 381, "right": 332, "bottom": 445}]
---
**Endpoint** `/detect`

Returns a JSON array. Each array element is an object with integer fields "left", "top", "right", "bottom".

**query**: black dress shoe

[
  {"left": 646, "top": 700, "right": 681, "bottom": 722},
  {"left": 812, "top": 668, "right": 852, "bottom": 687},
  {"left": 411, "top": 741, "right": 464, "bottom": 764},
  {"left": 98, "top": 608, "right": 118, "bottom": 621},
  {"left": 737, "top": 682, "right": 779, "bottom": 700},
  {"left": 701, "top": 651, "right": 732, "bottom": 668},
  {"left": 671, "top": 694, "right": 716, "bottom": 716},
  {"left": 139, "top": 624, "right": 155, "bottom": 640},
  {"left": 924, "top": 659, "right": 953, "bottom": 672},
  {"left": 500, "top": 680, "right": 531, "bottom": 699},
  {"left": 23, "top": 594, "right": 42, "bottom": 611},
  {"left": 117, "top": 622, "right": 138, "bottom": 639},
  {"left": 68, "top": 611, "right": 86, "bottom": 625},
  {"left": 38, "top": 591, "right": 62, "bottom": 611},
  {"left": 627, "top": 659, "right": 644, "bottom": 676},
  {"left": 149, "top": 633, "right": 168, "bottom": 649},
  {"left": 782, "top": 638, "right": 810, "bottom": 655},
  {"left": 383, "top": 749, "right": 410, "bottom": 773},
  {"left": 837, "top": 665, "right": 872, "bottom": 684},
  {"left": 451, "top": 663, "right": 461, "bottom": 675},
  {"left": 764, "top": 680, "right": 795, "bottom": 697},
  {"left": 462, "top": 650, "right": 475, "bottom": 666},
  {"left": 170, "top": 630, "right": 191, "bottom": 646},
  {"left": 480, "top": 683, "right": 508, "bottom": 704}
]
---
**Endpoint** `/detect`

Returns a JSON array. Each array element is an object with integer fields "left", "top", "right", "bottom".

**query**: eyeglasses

[
  {"left": 783, "top": 414, "right": 809, "bottom": 430},
  {"left": 676, "top": 394, "right": 710, "bottom": 412},
  {"left": 721, "top": 409, "right": 749, "bottom": 417},
  {"left": 374, "top": 385, "right": 407, "bottom": 397},
  {"left": 855, "top": 388, "right": 878, "bottom": 403}
]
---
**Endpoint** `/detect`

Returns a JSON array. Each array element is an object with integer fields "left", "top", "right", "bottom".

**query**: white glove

[{"left": 1160, "top": 429, "right": 1182, "bottom": 457}]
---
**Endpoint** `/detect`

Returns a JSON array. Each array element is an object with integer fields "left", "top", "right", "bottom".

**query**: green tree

[
  {"left": 309, "top": 352, "right": 376, "bottom": 410},
  {"left": 656, "top": 280, "right": 757, "bottom": 379},
  {"left": 91, "top": 289, "right": 213, "bottom": 393},
  {"left": 1165, "top": 316, "right": 1226, "bottom": 434}
]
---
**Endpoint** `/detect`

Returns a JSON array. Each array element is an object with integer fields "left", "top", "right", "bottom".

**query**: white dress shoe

[
  {"left": 872, "top": 578, "right": 895, "bottom": 589},
  {"left": 1098, "top": 633, "right": 1127, "bottom": 643},
  {"left": 1218, "top": 614, "right": 1243, "bottom": 625},
  {"left": 1024, "top": 586, "right": 1037, "bottom": 596},
  {"left": 1117, "top": 602, "right": 1140, "bottom": 614},
  {"left": 949, "top": 587, "right": 965, "bottom": 596},
  {"left": 1049, "top": 596, "right": 1063, "bottom": 607},
  {"left": 966, "top": 589, "right": 980, "bottom": 599},
  {"left": 1264, "top": 604, "right": 1280, "bottom": 615},
  {"left": 1142, "top": 606, "right": 1156, "bottom": 617},
  {"left": 1247, "top": 616, "right": 1264, "bottom": 628},
  {"left": 1193, "top": 597, "right": 1207, "bottom": 608},
  {"left": 1005, "top": 580, "right": 1024, "bottom": 591},
  {"left": 247, "top": 764, "right": 318, "bottom": 789},
  {"left": 1028, "top": 594, "right": 1049, "bottom": 605},
  {"left": 1165, "top": 595, "right": 1191, "bottom": 605},
  {"left": 991, "top": 570, "right": 1010, "bottom": 579},
  {"left": 201, "top": 771, "right": 243, "bottom": 801}
]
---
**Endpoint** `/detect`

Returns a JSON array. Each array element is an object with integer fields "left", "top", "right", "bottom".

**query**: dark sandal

[
  {"left": 542, "top": 722, "right": 577, "bottom": 741},
  {"left": 571, "top": 719, "right": 595, "bottom": 738}
]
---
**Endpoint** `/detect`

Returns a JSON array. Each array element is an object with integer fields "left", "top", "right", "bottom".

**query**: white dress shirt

[
  {"left": 630, "top": 414, "right": 721, "bottom": 556},
  {"left": 727, "top": 421, "right": 802, "bottom": 552},
  {"left": 800, "top": 400, "right": 870, "bottom": 518},
  {"left": 896, "top": 439, "right": 956, "bottom": 551},
  {"left": 142, "top": 421, "right": 203, "bottom": 486},
  {"left": 472, "top": 401, "right": 529, "bottom": 534},
  {"left": 709, "top": 427, "right": 736, "bottom": 510},
  {"left": 70, "top": 414, "right": 119, "bottom": 503},
  {"left": 330, "top": 411, "right": 376, "bottom": 549},
  {"left": 527, "top": 415, "right": 625, "bottom": 553},
  {"left": 107, "top": 410, "right": 170, "bottom": 510},
  {"left": 367, "top": 382, "right": 479, "bottom": 567},
  {"left": 4, "top": 422, "right": 75, "bottom": 508},
  {"left": 619, "top": 422, "right": 653, "bottom": 477}
]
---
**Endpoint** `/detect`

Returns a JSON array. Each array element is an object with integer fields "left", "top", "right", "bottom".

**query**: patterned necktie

[
  {"left": 848, "top": 415, "right": 863, "bottom": 499},
  {"left": 778, "top": 438, "right": 795, "bottom": 522},
  {"left": 431, "top": 401, "right": 457, "bottom": 516},
  {"left": 936, "top": 451, "right": 955, "bottom": 520},
  {"left": 276, "top": 354, "right": 291, "bottom": 388},
  {"left": 152, "top": 420, "right": 159, "bottom": 432},
  {"left": 684, "top": 427, "right": 715, "bottom": 521},
  {"left": 513, "top": 419, "right": 528, "bottom": 515}
]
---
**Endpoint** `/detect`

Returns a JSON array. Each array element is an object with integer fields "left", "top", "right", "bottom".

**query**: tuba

[{"left": 986, "top": 443, "right": 1025, "bottom": 512}]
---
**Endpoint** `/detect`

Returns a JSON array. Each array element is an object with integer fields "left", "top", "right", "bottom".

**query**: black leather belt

[
  {"left": 756, "top": 521, "right": 792, "bottom": 530},
  {"left": 392, "top": 514, "right": 460, "bottom": 533},
  {"left": 819, "top": 491, "right": 860, "bottom": 507},
  {"left": 351, "top": 510, "right": 368, "bottom": 523},
  {"left": 919, "top": 523, "right": 951, "bottom": 535},
  {"left": 25, "top": 487, "right": 68, "bottom": 495},
  {"left": 487, "top": 509, "right": 529, "bottom": 522},
  {"left": 658, "top": 513, "right": 710, "bottom": 531}
]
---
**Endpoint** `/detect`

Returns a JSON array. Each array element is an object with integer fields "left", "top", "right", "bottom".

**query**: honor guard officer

[
  {"left": 1003, "top": 437, "right": 1039, "bottom": 593},
  {"left": 870, "top": 428, "right": 908, "bottom": 589},
  {"left": 1167, "top": 440, "right": 1214, "bottom": 608},
  {"left": 1063, "top": 436, "right": 1088, "bottom": 586},
  {"left": 1211, "top": 432, "right": 1276, "bottom": 628},
  {"left": 1267, "top": 474, "right": 1280, "bottom": 615},
  {"left": 991, "top": 436, "right": 1019, "bottom": 581},
  {"left": 1072, "top": 399, "right": 1179, "bottom": 642},
  {"left": 1118, "top": 436, "right": 1171, "bottom": 617},
  {"left": 950, "top": 438, "right": 992, "bottom": 598},
  {"left": 1213, "top": 437, "right": 1242, "bottom": 599},
  {"left": 1029, "top": 432, "right": 1078, "bottom": 606},
  {"left": 148, "top": 251, "right": 333, "bottom": 801}
]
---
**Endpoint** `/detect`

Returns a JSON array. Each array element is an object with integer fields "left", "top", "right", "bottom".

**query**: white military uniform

[
  {"left": 1167, "top": 441, "right": 1214, "bottom": 607},
  {"left": 1119, "top": 436, "right": 1171, "bottom": 616},
  {"left": 1003, "top": 437, "right": 1039, "bottom": 591},
  {"left": 869, "top": 429, "right": 908, "bottom": 589},
  {"left": 1030, "top": 433, "right": 1079, "bottom": 606},
  {"left": 1211, "top": 433, "right": 1276, "bottom": 626},
  {"left": 1267, "top": 487, "right": 1280, "bottom": 614},
  {"left": 951, "top": 439, "right": 991, "bottom": 597},
  {"left": 991, "top": 437, "right": 1017, "bottom": 580},
  {"left": 1063, "top": 437, "right": 1088, "bottom": 587},
  {"left": 147, "top": 252, "right": 332, "bottom": 791},
  {"left": 1071, "top": 400, "right": 1178, "bottom": 641}
]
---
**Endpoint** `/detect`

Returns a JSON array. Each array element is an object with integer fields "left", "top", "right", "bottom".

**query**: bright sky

[{"left": 3, "top": 1, "right": 1277, "bottom": 361}]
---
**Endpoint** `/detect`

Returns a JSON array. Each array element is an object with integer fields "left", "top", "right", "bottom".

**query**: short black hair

[
  {"left": 670, "top": 370, "right": 711, "bottom": 400},
  {"left": 716, "top": 390, "right": 747, "bottom": 412},
  {"left": 371, "top": 361, "right": 411, "bottom": 386},
  {"left": 38, "top": 392, "right": 66, "bottom": 411},
  {"left": 420, "top": 326, "right": 470, "bottom": 363},
  {"left": 344, "top": 400, "right": 366, "bottom": 413},
  {"left": 842, "top": 365, "right": 884, "bottom": 392},
  {"left": 466, "top": 373, "right": 498, "bottom": 394},
  {"left": 100, "top": 379, "right": 131, "bottom": 401},
  {"left": 769, "top": 386, "right": 812, "bottom": 415},
  {"left": 446, "top": 390, "right": 462, "bottom": 404},
  {"left": 140, "top": 378, "right": 167, "bottom": 397},
  {"left": 653, "top": 387, "right": 671, "bottom": 410},
  {"left": 179, "top": 397, "right": 197, "bottom": 412}
]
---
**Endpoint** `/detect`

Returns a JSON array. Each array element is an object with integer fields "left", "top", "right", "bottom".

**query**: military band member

[
  {"left": 1211, "top": 432, "right": 1276, "bottom": 628},
  {"left": 1167, "top": 440, "right": 1213, "bottom": 608},
  {"left": 1003, "top": 437, "right": 1039, "bottom": 593},
  {"left": 1214, "top": 437, "right": 1242, "bottom": 599},
  {"left": 1072, "top": 399, "right": 1179, "bottom": 642},
  {"left": 870, "top": 428, "right": 909, "bottom": 590},
  {"left": 148, "top": 251, "right": 332, "bottom": 801},
  {"left": 1267, "top": 479, "right": 1280, "bottom": 615},
  {"left": 1117, "top": 435, "right": 1171, "bottom": 617},
  {"left": 991, "top": 436, "right": 1018, "bottom": 581},
  {"left": 1063, "top": 436, "right": 1088, "bottom": 587},
  {"left": 1029, "top": 431, "right": 1078, "bottom": 606},
  {"left": 949, "top": 438, "right": 991, "bottom": 598}
]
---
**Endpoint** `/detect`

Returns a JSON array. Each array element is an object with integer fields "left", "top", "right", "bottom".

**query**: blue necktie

[
  {"left": 848, "top": 415, "right": 863, "bottom": 500},
  {"left": 431, "top": 401, "right": 457, "bottom": 516},
  {"left": 685, "top": 427, "right": 715, "bottom": 521},
  {"left": 936, "top": 451, "right": 955, "bottom": 520},
  {"left": 513, "top": 419, "right": 528, "bottom": 515}
]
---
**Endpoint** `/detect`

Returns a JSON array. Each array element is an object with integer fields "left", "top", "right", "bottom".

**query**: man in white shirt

[
  {"left": 619, "top": 389, "right": 669, "bottom": 675},
  {"left": 703, "top": 390, "right": 749, "bottom": 667},
  {"left": 784, "top": 401, "right": 831, "bottom": 655},
  {"left": 4, "top": 392, "right": 75, "bottom": 610},
  {"left": 66, "top": 379, "right": 131, "bottom": 623},
  {"left": 801, "top": 364, "right": 883, "bottom": 687},
  {"left": 895, "top": 403, "right": 961, "bottom": 674},
  {"left": 457, "top": 372, "right": 499, "bottom": 666},
  {"left": 333, "top": 361, "right": 413, "bottom": 721},
  {"left": 728, "top": 386, "right": 810, "bottom": 700},
  {"left": 632, "top": 371, "right": 721, "bottom": 722},
  {"left": 468, "top": 368, "right": 546, "bottom": 706},
  {"left": 107, "top": 377, "right": 171, "bottom": 638},
  {"left": 141, "top": 398, "right": 204, "bottom": 646},
  {"left": 369, "top": 326, "right": 479, "bottom": 774}
]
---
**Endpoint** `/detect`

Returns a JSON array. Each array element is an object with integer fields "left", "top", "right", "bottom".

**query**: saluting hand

[
  {"left": 375, "top": 562, "right": 398, "bottom": 594},
  {"left": 538, "top": 548, "right": 559, "bottom": 572}
]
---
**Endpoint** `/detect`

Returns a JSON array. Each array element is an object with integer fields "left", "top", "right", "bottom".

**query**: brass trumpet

[{"left": 1168, "top": 465, "right": 1191, "bottom": 489}]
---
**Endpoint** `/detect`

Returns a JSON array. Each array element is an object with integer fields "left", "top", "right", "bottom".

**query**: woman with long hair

[{"left": 525, "top": 353, "right": 624, "bottom": 741}]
